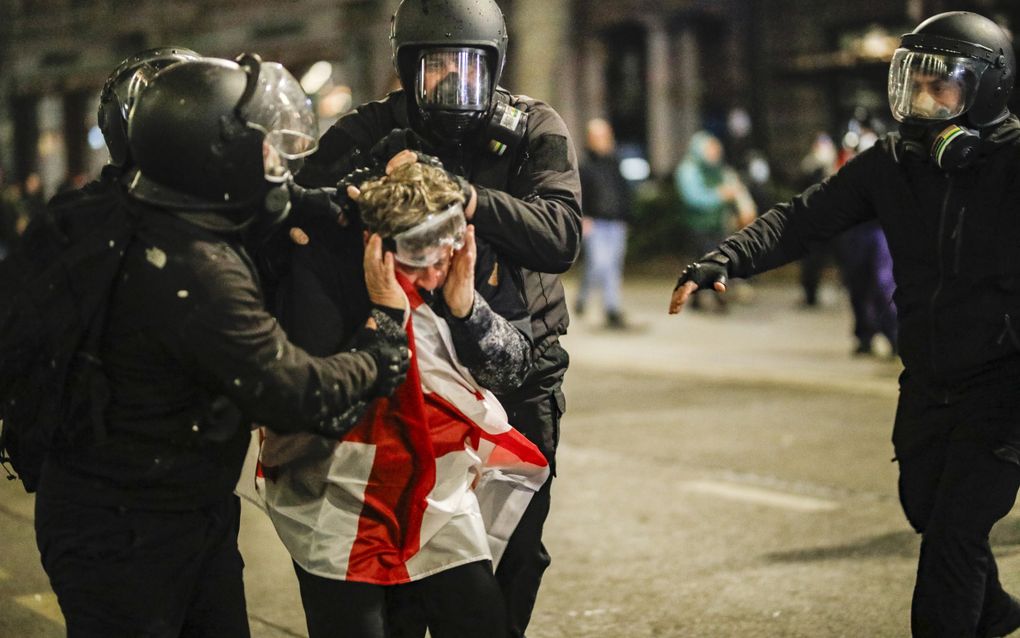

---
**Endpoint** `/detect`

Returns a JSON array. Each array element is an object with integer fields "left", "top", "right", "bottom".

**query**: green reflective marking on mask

[{"left": 934, "top": 126, "right": 966, "bottom": 166}]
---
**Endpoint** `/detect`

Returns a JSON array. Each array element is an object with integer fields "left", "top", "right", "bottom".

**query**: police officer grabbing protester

[
  {"left": 671, "top": 12, "right": 1020, "bottom": 638},
  {"left": 27, "top": 55, "right": 409, "bottom": 637},
  {"left": 281, "top": 1, "right": 581, "bottom": 636}
]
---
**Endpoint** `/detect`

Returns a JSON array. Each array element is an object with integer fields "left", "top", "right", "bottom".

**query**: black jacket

[
  {"left": 296, "top": 89, "right": 582, "bottom": 405},
  {"left": 717, "top": 116, "right": 1020, "bottom": 390},
  {"left": 43, "top": 192, "right": 386, "bottom": 509},
  {"left": 579, "top": 149, "right": 632, "bottom": 222}
]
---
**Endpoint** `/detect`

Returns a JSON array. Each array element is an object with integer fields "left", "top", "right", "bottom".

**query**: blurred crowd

[
  {"left": 573, "top": 105, "right": 897, "bottom": 358},
  {"left": 0, "top": 169, "right": 87, "bottom": 261}
]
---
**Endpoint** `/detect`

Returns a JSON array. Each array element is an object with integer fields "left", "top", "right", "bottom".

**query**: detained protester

[
  {"left": 289, "top": 2, "right": 581, "bottom": 633},
  {"left": 259, "top": 161, "right": 547, "bottom": 638},
  {"left": 30, "top": 56, "right": 409, "bottom": 637},
  {"left": 670, "top": 12, "right": 1020, "bottom": 638}
]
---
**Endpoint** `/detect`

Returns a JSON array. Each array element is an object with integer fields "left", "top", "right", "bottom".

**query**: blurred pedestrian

[
  {"left": 576, "top": 118, "right": 633, "bottom": 329},
  {"left": 56, "top": 171, "right": 88, "bottom": 195},
  {"left": 21, "top": 172, "right": 45, "bottom": 220},
  {"left": 0, "top": 176, "right": 25, "bottom": 261},
  {"left": 725, "top": 106, "right": 774, "bottom": 214},
  {"left": 674, "top": 130, "right": 755, "bottom": 310},
  {"left": 832, "top": 129, "right": 898, "bottom": 356},
  {"left": 796, "top": 132, "right": 838, "bottom": 307},
  {"left": 835, "top": 220, "right": 898, "bottom": 355}
]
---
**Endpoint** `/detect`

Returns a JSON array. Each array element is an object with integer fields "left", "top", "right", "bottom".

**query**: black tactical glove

[
  {"left": 675, "top": 250, "right": 731, "bottom": 291},
  {"left": 353, "top": 311, "right": 410, "bottom": 399},
  {"left": 313, "top": 399, "right": 370, "bottom": 438},
  {"left": 366, "top": 130, "right": 462, "bottom": 192},
  {"left": 334, "top": 164, "right": 386, "bottom": 223},
  {"left": 287, "top": 183, "right": 343, "bottom": 225},
  {"left": 369, "top": 128, "right": 429, "bottom": 164},
  {"left": 335, "top": 150, "right": 472, "bottom": 221},
  {"left": 412, "top": 152, "right": 473, "bottom": 205}
]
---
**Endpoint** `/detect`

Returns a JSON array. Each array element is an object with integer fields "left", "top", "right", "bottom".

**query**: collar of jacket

[
  {"left": 978, "top": 113, "right": 1020, "bottom": 152},
  {"left": 891, "top": 114, "right": 1020, "bottom": 166}
]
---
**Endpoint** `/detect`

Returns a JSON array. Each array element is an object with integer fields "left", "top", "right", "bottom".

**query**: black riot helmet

[
  {"left": 888, "top": 12, "right": 1015, "bottom": 169},
  {"left": 98, "top": 47, "right": 200, "bottom": 168},
  {"left": 390, "top": 0, "right": 508, "bottom": 144},
  {"left": 127, "top": 55, "right": 318, "bottom": 221}
]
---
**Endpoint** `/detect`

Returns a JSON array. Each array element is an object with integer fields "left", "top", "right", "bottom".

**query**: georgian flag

[{"left": 248, "top": 280, "right": 549, "bottom": 584}]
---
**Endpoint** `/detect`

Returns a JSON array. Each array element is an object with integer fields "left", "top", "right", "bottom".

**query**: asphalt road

[{"left": 4, "top": 274, "right": 1020, "bottom": 637}]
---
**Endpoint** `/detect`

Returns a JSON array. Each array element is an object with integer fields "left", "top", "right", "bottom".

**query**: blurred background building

[{"left": 0, "top": 0, "right": 1018, "bottom": 200}]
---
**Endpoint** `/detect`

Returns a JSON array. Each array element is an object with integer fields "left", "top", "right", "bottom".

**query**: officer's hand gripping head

[
  {"left": 669, "top": 251, "right": 731, "bottom": 314},
  {"left": 98, "top": 47, "right": 200, "bottom": 169},
  {"left": 888, "top": 11, "right": 1015, "bottom": 170},
  {"left": 334, "top": 146, "right": 472, "bottom": 224},
  {"left": 324, "top": 129, "right": 427, "bottom": 222},
  {"left": 390, "top": 0, "right": 508, "bottom": 146},
  {"left": 126, "top": 55, "right": 318, "bottom": 229}
]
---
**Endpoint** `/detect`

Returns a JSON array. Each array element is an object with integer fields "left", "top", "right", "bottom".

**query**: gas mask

[
  {"left": 413, "top": 47, "right": 492, "bottom": 145},
  {"left": 889, "top": 48, "right": 986, "bottom": 170}
]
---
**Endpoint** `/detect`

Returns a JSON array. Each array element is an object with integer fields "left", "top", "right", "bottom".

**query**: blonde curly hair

[{"left": 358, "top": 162, "right": 465, "bottom": 238}]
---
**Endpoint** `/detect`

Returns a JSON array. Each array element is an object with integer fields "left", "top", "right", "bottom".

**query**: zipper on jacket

[
  {"left": 951, "top": 206, "right": 966, "bottom": 276},
  {"left": 998, "top": 313, "right": 1020, "bottom": 350},
  {"left": 929, "top": 175, "right": 954, "bottom": 378}
]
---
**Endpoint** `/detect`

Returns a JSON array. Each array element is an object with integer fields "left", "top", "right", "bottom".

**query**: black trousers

[
  {"left": 894, "top": 370, "right": 1020, "bottom": 637},
  {"left": 496, "top": 377, "right": 564, "bottom": 638},
  {"left": 293, "top": 559, "right": 506, "bottom": 638},
  {"left": 34, "top": 491, "right": 249, "bottom": 638}
]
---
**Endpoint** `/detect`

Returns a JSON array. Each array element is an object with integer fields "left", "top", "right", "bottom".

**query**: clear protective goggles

[
  {"left": 415, "top": 47, "right": 491, "bottom": 112},
  {"left": 888, "top": 48, "right": 985, "bottom": 122},
  {"left": 389, "top": 204, "right": 467, "bottom": 268},
  {"left": 238, "top": 60, "right": 319, "bottom": 182}
]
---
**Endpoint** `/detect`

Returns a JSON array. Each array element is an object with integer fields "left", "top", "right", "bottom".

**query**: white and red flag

[{"left": 253, "top": 280, "right": 549, "bottom": 584}]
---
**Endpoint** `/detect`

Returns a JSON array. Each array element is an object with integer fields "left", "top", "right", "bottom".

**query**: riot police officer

[
  {"left": 671, "top": 12, "right": 1020, "bottom": 637},
  {"left": 33, "top": 56, "right": 409, "bottom": 637},
  {"left": 288, "top": 2, "right": 582, "bottom": 636}
]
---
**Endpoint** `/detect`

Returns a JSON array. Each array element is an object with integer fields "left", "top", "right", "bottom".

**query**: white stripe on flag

[{"left": 266, "top": 441, "right": 377, "bottom": 578}]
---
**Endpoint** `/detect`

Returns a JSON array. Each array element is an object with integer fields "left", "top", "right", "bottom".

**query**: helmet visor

[
  {"left": 415, "top": 48, "right": 491, "bottom": 112},
  {"left": 240, "top": 61, "right": 319, "bottom": 181},
  {"left": 110, "top": 50, "right": 201, "bottom": 121},
  {"left": 888, "top": 48, "right": 985, "bottom": 122},
  {"left": 391, "top": 204, "right": 467, "bottom": 268},
  {"left": 115, "top": 64, "right": 160, "bottom": 121}
]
